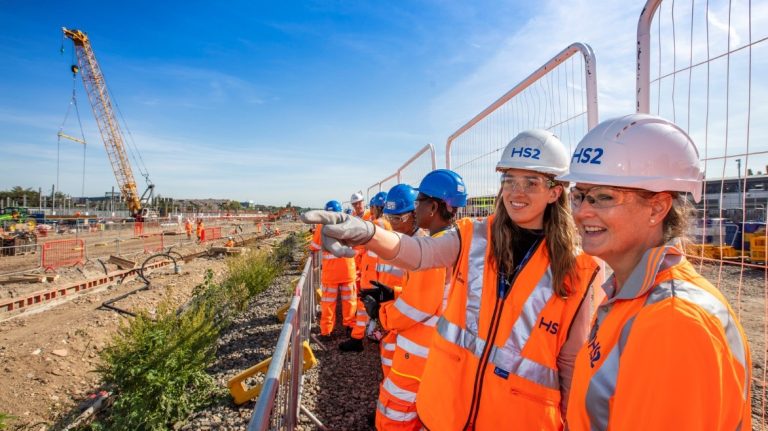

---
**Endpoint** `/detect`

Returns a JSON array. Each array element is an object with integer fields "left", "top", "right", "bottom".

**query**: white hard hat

[
  {"left": 350, "top": 192, "right": 364, "bottom": 203},
  {"left": 557, "top": 114, "right": 704, "bottom": 202},
  {"left": 496, "top": 129, "right": 569, "bottom": 176}
]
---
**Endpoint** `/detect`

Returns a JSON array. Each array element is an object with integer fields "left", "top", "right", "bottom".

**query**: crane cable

[
  {"left": 109, "top": 87, "right": 153, "bottom": 187},
  {"left": 56, "top": 52, "right": 88, "bottom": 203}
]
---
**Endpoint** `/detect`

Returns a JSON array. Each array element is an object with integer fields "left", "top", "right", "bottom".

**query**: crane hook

[{"left": 71, "top": 65, "right": 79, "bottom": 76}]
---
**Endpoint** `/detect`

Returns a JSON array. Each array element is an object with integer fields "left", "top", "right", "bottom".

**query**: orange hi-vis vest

[
  {"left": 359, "top": 217, "right": 392, "bottom": 289},
  {"left": 567, "top": 240, "right": 752, "bottom": 431},
  {"left": 353, "top": 211, "right": 374, "bottom": 276},
  {"left": 311, "top": 226, "right": 356, "bottom": 285},
  {"left": 416, "top": 216, "right": 599, "bottom": 430},
  {"left": 376, "top": 228, "right": 453, "bottom": 429}
]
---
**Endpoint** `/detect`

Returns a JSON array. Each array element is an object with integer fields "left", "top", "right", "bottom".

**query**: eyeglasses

[
  {"left": 569, "top": 186, "right": 640, "bottom": 209},
  {"left": 385, "top": 213, "right": 411, "bottom": 223},
  {"left": 500, "top": 174, "right": 556, "bottom": 194}
]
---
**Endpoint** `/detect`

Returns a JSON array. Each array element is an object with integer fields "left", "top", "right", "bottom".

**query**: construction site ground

[
  {"left": 0, "top": 230, "right": 766, "bottom": 430},
  {"left": 0, "top": 224, "right": 300, "bottom": 431}
]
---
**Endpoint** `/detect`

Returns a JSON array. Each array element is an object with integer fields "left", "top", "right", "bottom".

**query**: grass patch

[
  {"left": 0, "top": 413, "right": 14, "bottom": 430},
  {"left": 87, "top": 235, "right": 301, "bottom": 430}
]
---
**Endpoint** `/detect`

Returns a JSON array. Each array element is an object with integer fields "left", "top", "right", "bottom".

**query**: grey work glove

[{"left": 301, "top": 210, "right": 376, "bottom": 258}]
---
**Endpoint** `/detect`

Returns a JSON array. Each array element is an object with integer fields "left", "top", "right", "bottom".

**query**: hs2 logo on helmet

[
  {"left": 572, "top": 147, "right": 604, "bottom": 164},
  {"left": 508, "top": 147, "right": 541, "bottom": 160}
]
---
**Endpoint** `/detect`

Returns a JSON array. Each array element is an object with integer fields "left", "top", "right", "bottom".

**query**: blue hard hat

[
  {"left": 344, "top": 208, "right": 353, "bottom": 215},
  {"left": 383, "top": 184, "right": 418, "bottom": 215},
  {"left": 417, "top": 169, "right": 467, "bottom": 208},
  {"left": 370, "top": 192, "right": 388, "bottom": 208},
  {"left": 324, "top": 200, "right": 342, "bottom": 212}
]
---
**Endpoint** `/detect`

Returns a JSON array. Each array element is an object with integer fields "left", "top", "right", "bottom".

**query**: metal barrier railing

[
  {"left": 636, "top": 1, "right": 768, "bottom": 428},
  {"left": 445, "top": 42, "right": 598, "bottom": 217},
  {"left": 365, "top": 144, "right": 438, "bottom": 202},
  {"left": 248, "top": 251, "right": 320, "bottom": 430}
]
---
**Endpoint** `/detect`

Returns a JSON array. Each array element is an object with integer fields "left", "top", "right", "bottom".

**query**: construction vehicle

[
  {"left": 0, "top": 207, "right": 28, "bottom": 224},
  {"left": 62, "top": 27, "right": 156, "bottom": 221}
]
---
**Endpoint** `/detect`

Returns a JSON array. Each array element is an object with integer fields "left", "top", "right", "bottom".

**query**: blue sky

[{"left": 0, "top": 1, "right": 647, "bottom": 208}]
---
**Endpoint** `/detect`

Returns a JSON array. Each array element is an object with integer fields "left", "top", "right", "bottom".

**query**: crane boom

[{"left": 62, "top": 27, "right": 148, "bottom": 219}]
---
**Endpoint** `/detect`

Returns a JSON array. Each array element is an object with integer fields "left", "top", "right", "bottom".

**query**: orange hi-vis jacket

[
  {"left": 567, "top": 240, "right": 752, "bottom": 431},
  {"left": 311, "top": 226, "right": 356, "bottom": 285},
  {"left": 416, "top": 216, "right": 599, "bottom": 430},
  {"left": 376, "top": 228, "right": 453, "bottom": 430},
  {"left": 353, "top": 211, "right": 374, "bottom": 278},
  {"left": 352, "top": 217, "right": 393, "bottom": 340}
]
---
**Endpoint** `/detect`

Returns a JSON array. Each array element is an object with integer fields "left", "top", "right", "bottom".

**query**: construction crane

[{"left": 62, "top": 27, "right": 155, "bottom": 220}]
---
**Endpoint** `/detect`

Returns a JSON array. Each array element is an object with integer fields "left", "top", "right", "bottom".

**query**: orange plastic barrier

[
  {"left": 42, "top": 239, "right": 85, "bottom": 271},
  {"left": 142, "top": 233, "right": 164, "bottom": 253}
]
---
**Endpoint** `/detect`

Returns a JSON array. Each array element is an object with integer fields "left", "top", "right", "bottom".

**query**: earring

[
  {"left": 650, "top": 219, "right": 655, "bottom": 224},
  {"left": 430, "top": 212, "right": 434, "bottom": 217}
]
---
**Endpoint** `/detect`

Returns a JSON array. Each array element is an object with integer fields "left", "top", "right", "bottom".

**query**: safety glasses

[
  {"left": 500, "top": 173, "right": 556, "bottom": 194},
  {"left": 384, "top": 213, "right": 411, "bottom": 223},
  {"left": 569, "top": 186, "right": 642, "bottom": 209}
]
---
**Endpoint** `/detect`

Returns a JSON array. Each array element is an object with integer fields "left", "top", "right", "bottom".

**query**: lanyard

[{"left": 497, "top": 238, "right": 542, "bottom": 299}]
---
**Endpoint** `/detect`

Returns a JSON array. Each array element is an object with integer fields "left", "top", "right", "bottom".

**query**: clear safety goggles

[
  {"left": 569, "top": 186, "right": 643, "bottom": 209},
  {"left": 500, "top": 173, "right": 556, "bottom": 194},
  {"left": 384, "top": 213, "right": 411, "bottom": 223}
]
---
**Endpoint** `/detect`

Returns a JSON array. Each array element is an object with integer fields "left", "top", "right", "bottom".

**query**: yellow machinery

[
  {"left": 62, "top": 28, "right": 155, "bottom": 220},
  {"left": 227, "top": 340, "right": 317, "bottom": 405}
]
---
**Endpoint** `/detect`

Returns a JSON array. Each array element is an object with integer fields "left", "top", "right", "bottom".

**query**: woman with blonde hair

[
  {"left": 304, "top": 130, "right": 600, "bottom": 430},
  {"left": 559, "top": 114, "right": 751, "bottom": 431}
]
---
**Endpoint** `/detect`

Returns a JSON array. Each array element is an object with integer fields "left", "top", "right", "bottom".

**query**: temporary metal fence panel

[
  {"left": 636, "top": 0, "right": 767, "bottom": 427},
  {"left": 396, "top": 144, "right": 438, "bottom": 188},
  {"left": 445, "top": 42, "right": 598, "bottom": 217},
  {"left": 249, "top": 254, "right": 318, "bottom": 431},
  {"left": 41, "top": 238, "right": 85, "bottom": 271}
]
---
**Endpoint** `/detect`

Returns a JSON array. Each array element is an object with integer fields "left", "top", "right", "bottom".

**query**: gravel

[{"left": 184, "top": 241, "right": 382, "bottom": 431}]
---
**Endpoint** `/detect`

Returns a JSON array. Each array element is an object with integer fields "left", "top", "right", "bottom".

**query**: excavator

[{"left": 62, "top": 27, "right": 155, "bottom": 221}]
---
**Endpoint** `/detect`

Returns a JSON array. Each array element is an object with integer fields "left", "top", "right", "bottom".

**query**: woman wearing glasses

[
  {"left": 304, "top": 130, "right": 600, "bottom": 430},
  {"left": 559, "top": 114, "right": 751, "bottom": 431}
]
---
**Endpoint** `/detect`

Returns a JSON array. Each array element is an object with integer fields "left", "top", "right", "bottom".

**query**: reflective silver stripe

[
  {"left": 367, "top": 250, "right": 378, "bottom": 257},
  {"left": 437, "top": 316, "right": 557, "bottom": 388},
  {"left": 356, "top": 321, "right": 367, "bottom": 326},
  {"left": 384, "top": 342, "right": 396, "bottom": 351},
  {"left": 382, "top": 377, "right": 417, "bottom": 403},
  {"left": 377, "top": 400, "right": 417, "bottom": 421},
  {"left": 645, "top": 279, "right": 749, "bottom": 398},
  {"left": 322, "top": 253, "right": 339, "bottom": 260},
  {"left": 465, "top": 218, "right": 489, "bottom": 337},
  {"left": 437, "top": 315, "right": 485, "bottom": 357},
  {"left": 321, "top": 297, "right": 336, "bottom": 302},
  {"left": 381, "top": 357, "right": 393, "bottom": 366},
  {"left": 506, "top": 268, "right": 554, "bottom": 351},
  {"left": 341, "top": 295, "right": 353, "bottom": 300},
  {"left": 614, "top": 242, "right": 682, "bottom": 301},
  {"left": 424, "top": 316, "right": 439, "bottom": 327},
  {"left": 357, "top": 310, "right": 368, "bottom": 316},
  {"left": 393, "top": 297, "right": 434, "bottom": 323},
  {"left": 488, "top": 346, "right": 558, "bottom": 389},
  {"left": 377, "top": 264, "right": 406, "bottom": 278},
  {"left": 311, "top": 242, "right": 321, "bottom": 249},
  {"left": 340, "top": 286, "right": 353, "bottom": 291},
  {"left": 585, "top": 316, "right": 637, "bottom": 431},
  {"left": 396, "top": 334, "right": 430, "bottom": 358},
  {"left": 322, "top": 287, "right": 338, "bottom": 294}
]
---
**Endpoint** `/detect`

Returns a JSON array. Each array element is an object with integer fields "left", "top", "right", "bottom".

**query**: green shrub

[
  {"left": 0, "top": 412, "right": 14, "bottom": 430},
  {"left": 93, "top": 236, "right": 300, "bottom": 430}
]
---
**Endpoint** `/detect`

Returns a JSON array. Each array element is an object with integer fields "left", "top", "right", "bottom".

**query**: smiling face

[
  {"left": 571, "top": 183, "right": 673, "bottom": 282},
  {"left": 499, "top": 168, "right": 562, "bottom": 229}
]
